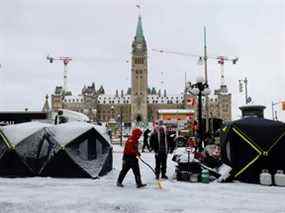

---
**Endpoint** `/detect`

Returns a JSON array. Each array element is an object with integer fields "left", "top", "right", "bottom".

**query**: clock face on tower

[{"left": 136, "top": 43, "right": 143, "bottom": 49}]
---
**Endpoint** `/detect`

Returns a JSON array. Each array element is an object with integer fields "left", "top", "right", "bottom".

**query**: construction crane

[
  {"left": 46, "top": 55, "right": 72, "bottom": 94},
  {"left": 46, "top": 55, "right": 131, "bottom": 95},
  {"left": 152, "top": 48, "right": 238, "bottom": 87},
  {"left": 216, "top": 56, "right": 238, "bottom": 87}
]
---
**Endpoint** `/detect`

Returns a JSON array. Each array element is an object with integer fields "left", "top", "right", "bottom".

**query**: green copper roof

[{"left": 135, "top": 16, "right": 144, "bottom": 41}]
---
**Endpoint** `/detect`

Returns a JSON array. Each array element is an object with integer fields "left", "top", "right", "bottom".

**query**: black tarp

[
  {"left": 0, "top": 122, "right": 112, "bottom": 178},
  {"left": 221, "top": 117, "right": 285, "bottom": 183}
]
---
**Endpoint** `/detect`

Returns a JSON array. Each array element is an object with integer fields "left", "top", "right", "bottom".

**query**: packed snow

[
  {"left": 1, "top": 122, "right": 52, "bottom": 145},
  {"left": 0, "top": 145, "right": 285, "bottom": 213},
  {"left": 1, "top": 121, "right": 111, "bottom": 146}
]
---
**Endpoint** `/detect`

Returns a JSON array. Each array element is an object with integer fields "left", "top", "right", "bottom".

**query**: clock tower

[{"left": 131, "top": 15, "right": 148, "bottom": 125}]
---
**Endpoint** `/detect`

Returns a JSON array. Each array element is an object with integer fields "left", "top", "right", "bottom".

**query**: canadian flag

[{"left": 187, "top": 97, "right": 196, "bottom": 106}]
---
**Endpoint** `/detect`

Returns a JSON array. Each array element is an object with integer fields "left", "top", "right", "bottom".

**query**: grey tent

[
  {"left": 0, "top": 122, "right": 50, "bottom": 177},
  {"left": 0, "top": 122, "right": 112, "bottom": 178}
]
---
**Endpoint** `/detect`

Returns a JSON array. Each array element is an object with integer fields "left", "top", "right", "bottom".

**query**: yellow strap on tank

[
  {"left": 266, "top": 131, "right": 285, "bottom": 154},
  {"left": 234, "top": 126, "right": 263, "bottom": 152},
  {"left": 232, "top": 127, "right": 285, "bottom": 178},
  {"left": 232, "top": 128, "right": 262, "bottom": 155},
  {"left": 0, "top": 130, "right": 14, "bottom": 150},
  {"left": 234, "top": 154, "right": 261, "bottom": 178}
]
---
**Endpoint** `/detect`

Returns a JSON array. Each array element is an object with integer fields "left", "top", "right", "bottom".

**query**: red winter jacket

[{"left": 124, "top": 128, "right": 142, "bottom": 157}]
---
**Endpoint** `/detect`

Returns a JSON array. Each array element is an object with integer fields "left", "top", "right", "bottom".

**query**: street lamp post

[
  {"left": 110, "top": 105, "right": 114, "bottom": 141},
  {"left": 210, "top": 112, "right": 214, "bottom": 135},
  {"left": 119, "top": 106, "right": 123, "bottom": 146},
  {"left": 111, "top": 105, "right": 114, "bottom": 120},
  {"left": 203, "top": 26, "right": 210, "bottom": 134},
  {"left": 239, "top": 78, "right": 252, "bottom": 104},
  {"left": 188, "top": 76, "right": 211, "bottom": 150}
]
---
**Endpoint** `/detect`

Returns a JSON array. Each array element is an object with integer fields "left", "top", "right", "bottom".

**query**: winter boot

[
  {"left": 161, "top": 174, "right": 168, "bottom": 179},
  {"left": 116, "top": 182, "right": 124, "bottom": 187},
  {"left": 137, "top": 183, "right": 147, "bottom": 188}
]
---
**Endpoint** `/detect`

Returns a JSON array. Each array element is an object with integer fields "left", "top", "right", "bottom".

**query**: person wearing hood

[{"left": 117, "top": 128, "right": 147, "bottom": 188}]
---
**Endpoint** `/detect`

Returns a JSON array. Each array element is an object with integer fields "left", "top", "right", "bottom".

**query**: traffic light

[
  {"left": 47, "top": 56, "right": 53, "bottom": 63},
  {"left": 246, "top": 96, "right": 252, "bottom": 104},
  {"left": 239, "top": 80, "right": 243, "bottom": 93},
  {"left": 232, "top": 57, "right": 239, "bottom": 64}
]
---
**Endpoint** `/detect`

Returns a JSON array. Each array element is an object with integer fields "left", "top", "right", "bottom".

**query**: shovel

[{"left": 137, "top": 156, "right": 163, "bottom": 189}]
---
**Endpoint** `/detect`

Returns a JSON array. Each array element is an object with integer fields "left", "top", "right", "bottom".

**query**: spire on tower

[{"left": 135, "top": 15, "right": 144, "bottom": 41}]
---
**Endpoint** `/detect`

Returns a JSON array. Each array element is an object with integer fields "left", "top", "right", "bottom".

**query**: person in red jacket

[{"left": 117, "top": 128, "right": 147, "bottom": 188}]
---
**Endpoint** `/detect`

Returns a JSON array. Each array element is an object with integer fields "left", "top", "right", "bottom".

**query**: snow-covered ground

[{"left": 1, "top": 145, "right": 285, "bottom": 213}]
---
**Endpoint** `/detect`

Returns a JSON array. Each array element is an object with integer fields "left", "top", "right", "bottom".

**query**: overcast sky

[{"left": 0, "top": 0, "right": 284, "bottom": 121}]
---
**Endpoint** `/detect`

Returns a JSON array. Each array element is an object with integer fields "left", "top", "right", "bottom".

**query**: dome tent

[
  {"left": 0, "top": 122, "right": 112, "bottom": 178},
  {"left": 0, "top": 122, "right": 51, "bottom": 177},
  {"left": 220, "top": 117, "right": 285, "bottom": 184}
]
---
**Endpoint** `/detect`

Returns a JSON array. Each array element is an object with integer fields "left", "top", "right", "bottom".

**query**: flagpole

[{"left": 203, "top": 26, "right": 210, "bottom": 135}]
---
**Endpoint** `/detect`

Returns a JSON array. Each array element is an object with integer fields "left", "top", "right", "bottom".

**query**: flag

[{"left": 187, "top": 97, "right": 196, "bottom": 106}]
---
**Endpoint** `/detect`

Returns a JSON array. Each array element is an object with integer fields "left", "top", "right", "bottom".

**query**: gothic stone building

[
  {"left": 49, "top": 15, "right": 231, "bottom": 125},
  {"left": 207, "top": 85, "right": 232, "bottom": 122}
]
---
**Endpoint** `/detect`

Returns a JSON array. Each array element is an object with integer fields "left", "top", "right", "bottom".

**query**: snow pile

[
  {"left": 51, "top": 121, "right": 111, "bottom": 145},
  {"left": 93, "top": 125, "right": 111, "bottom": 143},
  {"left": 0, "top": 122, "right": 51, "bottom": 145},
  {"left": 53, "top": 109, "right": 90, "bottom": 122},
  {"left": 51, "top": 121, "right": 93, "bottom": 145}
]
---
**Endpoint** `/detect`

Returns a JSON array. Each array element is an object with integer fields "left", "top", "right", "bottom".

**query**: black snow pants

[
  {"left": 117, "top": 155, "right": 142, "bottom": 186},
  {"left": 155, "top": 153, "right": 167, "bottom": 178},
  {"left": 142, "top": 139, "right": 151, "bottom": 152}
]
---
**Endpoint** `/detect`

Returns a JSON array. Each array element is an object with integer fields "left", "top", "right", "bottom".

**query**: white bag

[{"left": 217, "top": 164, "right": 232, "bottom": 182}]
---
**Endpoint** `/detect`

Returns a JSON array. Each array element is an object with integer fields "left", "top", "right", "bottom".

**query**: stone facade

[
  {"left": 208, "top": 90, "right": 232, "bottom": 122},
  {"left": 49, "top": 15, "right": 232, "bottom": 124}
]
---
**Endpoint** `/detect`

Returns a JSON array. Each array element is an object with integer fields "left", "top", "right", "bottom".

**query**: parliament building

[{"left": 45, "top": 15, "right": 231, "bottom": 126}]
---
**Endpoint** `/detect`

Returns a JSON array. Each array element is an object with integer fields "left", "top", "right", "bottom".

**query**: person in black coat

[
  {"left": 142, "top": 128, "right": 151, "bottom": 152},
  {"left": 167, "top": 130, "right": 176, "bottom": 153},
  {"left": 150, "top": 125, "right": 168, "bottom": 179},
  {"left": 54, "top": 110, "right": 67, "bottom": 125}
]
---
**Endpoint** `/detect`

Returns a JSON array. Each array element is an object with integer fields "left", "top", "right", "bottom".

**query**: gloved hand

[
  {"left": 137, "top": 152, "right": 141, "bottom": 157},
  {"left": 122, "top": 160, "right": 127, "bottom": 166}
]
